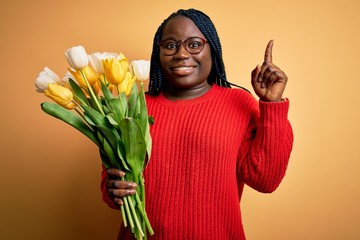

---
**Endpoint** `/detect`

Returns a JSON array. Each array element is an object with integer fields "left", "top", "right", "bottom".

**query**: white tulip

[
  {"left": 130, "top": 60, "right": 150, "bottom": 81},
  {"left": 61, "top": 70, "right": 78, "bottom": 85},
  {"left": 89, "top": 52, "right": 119, "bottom": 74},
  {"left": 65, "top": 45, "right": 89, "bottom": 70},
  {"left": 35, "top": 67, "right": 61, "bottom": 92}
]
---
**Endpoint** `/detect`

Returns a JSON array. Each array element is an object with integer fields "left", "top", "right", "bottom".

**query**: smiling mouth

[{"left": 171, "top": 66, "right": 195, "bottom": 71}]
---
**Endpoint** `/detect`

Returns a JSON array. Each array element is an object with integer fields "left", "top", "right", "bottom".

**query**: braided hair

[{"left": 148, "top": 8, "right": 248, "bottom": 95}]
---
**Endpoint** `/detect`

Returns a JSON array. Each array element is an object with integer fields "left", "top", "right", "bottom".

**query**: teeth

[{"left": 173, "top": 66, "right": 192, "bottom": 70}]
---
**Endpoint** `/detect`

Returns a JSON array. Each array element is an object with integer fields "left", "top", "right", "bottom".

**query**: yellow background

[{"left": 1, "top": 0, "right": 359, "bottom": 239}]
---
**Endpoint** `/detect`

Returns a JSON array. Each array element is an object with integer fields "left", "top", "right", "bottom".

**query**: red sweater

[{"left": 101, "top": 85, "right": 294, "bottom": 239}]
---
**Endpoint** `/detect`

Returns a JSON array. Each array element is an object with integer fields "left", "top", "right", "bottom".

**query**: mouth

[{"left": 170, "top": 66, "right": 196, "bottom": 75}]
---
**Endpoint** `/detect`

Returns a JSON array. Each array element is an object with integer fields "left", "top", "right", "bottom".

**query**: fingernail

[
  {"left": 129, "top": 182, "right": 137, "bottom": 188},
  {"left": 127, "top": 189, "right": 136, "bottom": 195},
  {"left": 116, "top": 199, "right": 123, "bottom": 206},
  {"left": 119, "top": 171, "right": 125, "bottom": 177}
]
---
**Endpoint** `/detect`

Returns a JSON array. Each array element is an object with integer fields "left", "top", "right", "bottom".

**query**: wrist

[{"left": 260, "top": 97, "right": 284, "bottom": 102}]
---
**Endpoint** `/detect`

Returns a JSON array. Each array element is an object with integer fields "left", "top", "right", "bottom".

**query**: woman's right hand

[{"left": 106, "top": 168, "right": 137, "bottom": 206}]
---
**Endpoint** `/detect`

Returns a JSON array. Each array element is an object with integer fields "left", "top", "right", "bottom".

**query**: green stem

[
  {"left": 74, "top": 107, "right": 84, "bottom": 117},
  {"left": 135, "top": 193, "right": 154, "bottom": 235},
  {"left": 140, "top": 175, "right": 147, "bottom": 237},
  {"left": 123, "top": 196, "right": 135, "bottom": 232},
  {"left": 127, "top": 196, "right": 145, "bottom": 237},
  {"left": 116, "top": 85, "right": 120, "bottom": 95},
  {"left": 80, "top": 70, "right": 105, "bottom": 115},
  {"left": 120, "top": 205, "right": 127, "bottom": 227},
  {"left": 72, "top": 100, "right": 84, "bottom": 112}
]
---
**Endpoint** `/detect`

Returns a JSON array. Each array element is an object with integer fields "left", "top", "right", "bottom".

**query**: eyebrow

[{"left": 160, "top": 36, "right": 202, "bottom": 41}]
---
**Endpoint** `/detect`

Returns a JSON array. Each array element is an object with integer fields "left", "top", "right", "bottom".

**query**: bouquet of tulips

[{"left": 35, "top": 45, "right": 154, "bottom": 239}]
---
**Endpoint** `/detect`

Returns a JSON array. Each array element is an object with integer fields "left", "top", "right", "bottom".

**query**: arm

[
  {"left": 237, "top": 40, "right": 293, "bottom": 192},
  {"left": 238, "top": 99, "right": 293, "bottom": 193}
]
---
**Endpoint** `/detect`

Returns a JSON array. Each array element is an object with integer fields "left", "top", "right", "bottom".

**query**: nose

[{"left": 174, "top": 42, "right": 190, "bottom": 59}]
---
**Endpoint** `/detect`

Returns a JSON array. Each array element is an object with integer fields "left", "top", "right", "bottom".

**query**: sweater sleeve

[
  {"left": 100, "top": 165, "right": 120, "bottom": 209},
  {"left": 237, "top": 99, "right": 294, "bottom": 193}
]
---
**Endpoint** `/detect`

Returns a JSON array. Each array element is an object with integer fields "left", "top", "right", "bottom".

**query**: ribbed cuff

[{"left": 258, "top": 98, "right": 290, "bottom": 127}]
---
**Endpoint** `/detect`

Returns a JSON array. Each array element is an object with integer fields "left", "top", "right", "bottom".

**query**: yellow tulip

[
  {"left": 68, "top": 66, "right": 98, "bottom": 89},
  {"left": 44, "top": 83, "right": 76, "bottom": 110},
  {"left": 119, "top": 71, "right": 136, "bottom": 96},
  {"left": 102, "top": 56, "right": 129, "bottom": 85}
]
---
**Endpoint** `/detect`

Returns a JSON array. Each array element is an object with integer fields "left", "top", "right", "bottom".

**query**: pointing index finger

[{"left": 264, "top": 40, "right": 274, "bottom": 63}]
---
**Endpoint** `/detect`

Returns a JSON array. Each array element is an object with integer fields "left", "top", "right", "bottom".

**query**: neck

[{"left": 163, "top": 82, "right": 212, "bottom": 101}]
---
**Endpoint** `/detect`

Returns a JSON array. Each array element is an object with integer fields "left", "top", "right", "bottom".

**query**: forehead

[{"left": 161, "top": 15, "right": 205, "bottom": 40}]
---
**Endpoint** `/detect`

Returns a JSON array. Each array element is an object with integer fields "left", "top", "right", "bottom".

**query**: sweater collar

[{"left": 156, "top": 85, "right": 223, "bottom": 106}]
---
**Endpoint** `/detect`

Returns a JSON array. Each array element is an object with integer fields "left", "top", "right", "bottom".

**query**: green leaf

[
  {"left": 96, "top": 125, "right": 119, "bottom": 152},
  {"left": 83, "top": 106, "right": 108, "bottom": 126},
  {"left": 117, "top": 140, "right": 130, "bottom": 171},
  {"left": 127, "top": 84, "right": 138, "bottom": 118},
  {"left": 105, "top": 114, "right": 118, "bottom": 126},
  {"left": 69, "top": 79, "right": 89, "bottom": 106},
  {"left": 99, "top": 148, "right": 111, "bottom": 169},
  {"left": 138, "top": 84, "right": 148, "bottom": 133},
  {"left": 119, "top": 92, "right": 128, "bottom": 117},
  {"left": 138, "top": 84, "right": 152, "bottom": 161},
  {"left": 148, "top": 116, "right": 155, "bottom": 125},
  {"left": 119, "top": 118, "right": 147, "bottom": 184},
  {"left": 102, "top": 137, "right": 119, "bottom": 168},
  {"left": 100, "top": 79, "right": 113, "bottom": 101},
  {"left": 41, "top": 102, "right": 100, "bottom": 147},
  {"left": 108, "top": 97, "right": 124, "bottom": 123}
]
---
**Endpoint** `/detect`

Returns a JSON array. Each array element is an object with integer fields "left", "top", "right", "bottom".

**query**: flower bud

[
  {"left": 68, "top": 66, "right": 98, "bottom": 89},
  {"left": 44, "top": 83, "right": 76, "bottom": 109},
  {"left": 119, "top": 71, "right": 136, "bottom": 96},
  {"left": 35, "top": 67, "right": 61, "bottom": 92},
  {"left": 65, "top": 45, "right": 89, "bottom": 70},
  {"left": 130, "top": 60, "right": 150, "bottom": 81},
  {"left": 89, "top": 52, "right": 119, "bottom": 74},
  {"left": 103, "top": 56, "right": 129, "bottom": 85}
]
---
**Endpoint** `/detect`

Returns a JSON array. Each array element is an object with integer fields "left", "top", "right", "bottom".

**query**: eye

[
  {"left": 163, "top": 41, "right": 178, "bottom": 50},
  {"left": 187, "top": 39, "right": 203, "bottom": 49}
]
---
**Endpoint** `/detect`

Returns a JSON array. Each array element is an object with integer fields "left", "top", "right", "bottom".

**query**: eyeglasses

[{"left": 158, "top": 37, "right": 208, "bottom": 56}]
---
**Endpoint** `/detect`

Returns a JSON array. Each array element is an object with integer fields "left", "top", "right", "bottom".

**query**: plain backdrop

[{"left": 1, "top": 0, "right": 360, "bottom": 239}]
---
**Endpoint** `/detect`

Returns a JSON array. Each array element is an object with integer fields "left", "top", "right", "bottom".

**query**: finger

[
  {"left": 108, "top": 188, "right": 136, "bottom": 199},
  {"left": 258, "top": 62, "right": 268, "bottom": 82},
  {"left": 251, "top": 65, "right": 261, "bottom": 84},
  {"left": 107, "top": 168, "right": 125, "bottom": 178},
  {"left": 266, "top": 71, "right": 279, "bottom": 86},
  {"left": 106, "top": 179, "right": 137, "bottom": 189},
  {"left": 114, "top": 198, "right": 123, "bottom": 206},
  {"left": 264, "top": 40, "right": 274, "bottom": 63},
  {"left": 262, "top": 66, "right": 276, "bottom": 82}
]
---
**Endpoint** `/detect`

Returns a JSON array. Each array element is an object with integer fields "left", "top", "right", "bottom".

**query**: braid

[{"left": 148, "top": 8, "right": 249, "bottom": 95}]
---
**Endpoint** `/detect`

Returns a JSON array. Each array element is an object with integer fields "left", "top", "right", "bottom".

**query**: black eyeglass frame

[{"left": 158, "top": 37, "right": 208, "bottom": 56}]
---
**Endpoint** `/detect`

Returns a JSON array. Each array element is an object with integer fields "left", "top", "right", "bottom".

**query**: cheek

[{"left": 200, "top": 54, "right": 212, "bottom": 77}]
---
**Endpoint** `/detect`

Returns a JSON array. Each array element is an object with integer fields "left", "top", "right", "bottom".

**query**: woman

[{"left": 102, "top": 8, "right": 293, "bottom": 239}]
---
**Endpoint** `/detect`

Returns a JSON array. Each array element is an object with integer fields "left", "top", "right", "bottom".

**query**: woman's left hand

[{"left": 251, "top": 40, "right": 288, "bottom": 102}]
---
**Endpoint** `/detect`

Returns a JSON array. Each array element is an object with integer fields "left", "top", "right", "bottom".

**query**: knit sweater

[{"left": 101, "top": 85, "right": 294, "bottom": 240}]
